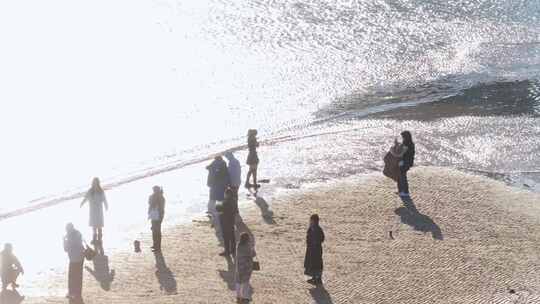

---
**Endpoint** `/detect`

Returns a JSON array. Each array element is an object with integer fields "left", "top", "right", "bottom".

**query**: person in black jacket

[
  {"left": 218, "top": 188, "right": 237, "bottom": 256},
  {"left": 148, "top": 186, "right": 166, "bottom": 252},
  {"left": 304, "top": 214, "right": 325, "bottom": 285},
  {"left": 390, "top": 131, "right": 415, "bottom": 197}
]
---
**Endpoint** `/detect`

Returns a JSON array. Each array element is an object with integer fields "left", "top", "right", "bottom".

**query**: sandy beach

[{"left": 15, "top": 167, "right": 540, "bottom": 304}]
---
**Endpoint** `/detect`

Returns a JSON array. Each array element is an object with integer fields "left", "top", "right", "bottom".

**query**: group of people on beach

[{"left": 1, "top": 129, "right": 415, "bottom": 304}]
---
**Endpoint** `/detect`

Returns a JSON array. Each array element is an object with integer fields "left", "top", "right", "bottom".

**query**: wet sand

[{"left": 18, "top": 167, "right": 540, "bottom": 303}]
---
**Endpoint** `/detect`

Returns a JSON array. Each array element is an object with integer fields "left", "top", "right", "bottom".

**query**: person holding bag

[
  {"left": 63, "top": 223, "right": 85, "bottom": 301},
  {"left": 148, "top": 186, "right": 166, "bottom": 252},
  {"left": 235, "top": 233, "right": 256, "bottom": 303},
  {"left": 389, "top": 131, "right": 415, "bottom": 197}
]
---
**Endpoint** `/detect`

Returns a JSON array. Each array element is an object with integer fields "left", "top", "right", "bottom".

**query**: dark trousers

[
  {"left": 68, "top": 261, "right": 84, "bottom": 297},
  {"left": 398, "top": 166, "right": 410, "bottom": 194},
  {"left": 151, "top": 220, "right": 162, "bottom": 250},
  {"left": 220, "top": 217, "right": 236, "bottom": 254}
]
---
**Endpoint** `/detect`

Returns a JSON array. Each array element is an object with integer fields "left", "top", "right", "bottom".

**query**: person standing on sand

[
  {"left": 80, "top": 177, "right": 109, "bottom": 245},
  {"left": 225, "top": 152, "right": 241, "bottom": 197},
  {"left": 218, "top": 188, "right": 237, "bottom": 257},
  {"left": 207, "top": 156, "right": 230, "bottom": 235},
  {"left": 244, "top": 129, "right": 259, "bottom": 189},
  {"left": 1, "top": 244, "right": 24, "bottom": 291},
  {"left": 304, "top": 214, "right": 325, "bottom": 285},
  {"left": 390, "top": 131, "right": 415, "bottom": 197},
  {"left": 235, "top": 233, "right": 255, "bottom": 303},
  {"left": 63, "top": 223, "right": 85, "bottom": 301},
  {"left": 148, "top": 186, "right": 166, "bottom": 252}
]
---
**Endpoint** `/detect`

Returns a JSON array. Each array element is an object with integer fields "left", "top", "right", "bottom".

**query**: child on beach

[
  {"left": 1, "top": 244, "right": 24, "bottom": 291},
  {"left": 245, "top": 129, "right": 260, "bottom": 189},
  {"left": 304, "top": 214, "right": 325, "bottom": 285}
]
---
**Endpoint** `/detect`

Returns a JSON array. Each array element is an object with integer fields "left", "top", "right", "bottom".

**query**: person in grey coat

[
  {"left": 63, "top": 223, "right": 85, "bottom": 301},
  {"left": 235, "top": 233, "right": 256, "bottom": 303}
]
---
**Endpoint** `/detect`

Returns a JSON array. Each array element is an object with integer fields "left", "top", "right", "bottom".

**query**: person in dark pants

[
  {"left": 225, "top": 152, "right": 241, "bottom": 198},
  {"left": 63, "top": 223, "right": 85, "bottom": 301},
  {"left": 218, "top": 188, "right": 237, "bottom": 257},
  {"left": 390, "top": 131, "right": 415, "bottom": 197},
  {"left": 244, "top": 129, "right": 260, "bottom": 189},
  {"left": 304, "top": 214, "right": 325, "bottom": 285},
  {"left": 148, "top": 186, "right": 166, "bottom": 252},
  {"left": 207, "top": 156, "right": 230, "bottom": 236}
]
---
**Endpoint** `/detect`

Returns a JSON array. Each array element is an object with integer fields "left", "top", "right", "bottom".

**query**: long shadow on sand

[
  {"left": 394, "top": 197, "right": 443, "bottom": 240},
  {"left": 85, "top": 243, "right": 115, "bottom": 291},
  {"left": 254, "top": 196, "right": 276, "bottom": 224},
  {"left": 154, "top": 252, "right": 178, "bottom": 295},
  {"left": 218, "top": 255, "right": 236, "bottom": 291},
  {"left": 309, "top": 285, "right": 334, "bottom": 304},
  {"left": 0, "top": 289, "right": 25, "bottom": 304}
]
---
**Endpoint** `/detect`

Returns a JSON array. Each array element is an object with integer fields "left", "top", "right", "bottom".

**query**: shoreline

[{"left": 19, "top": 166, "right": 540, "bottom": 303}]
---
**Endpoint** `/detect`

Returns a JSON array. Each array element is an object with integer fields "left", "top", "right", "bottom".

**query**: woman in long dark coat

[{"left": 304, "top": 214, "right": 325, "bottom": 285}]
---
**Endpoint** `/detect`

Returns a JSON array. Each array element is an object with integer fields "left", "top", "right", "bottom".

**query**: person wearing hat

[
  {"left": 63, "top": 223, "right": 85, "bottom": 300},
  {"left": 1, "top": 243, "right": 24, "bottom": 291},
  {"left": 148, "top": 186, "right": 166, "bottom": 252}
]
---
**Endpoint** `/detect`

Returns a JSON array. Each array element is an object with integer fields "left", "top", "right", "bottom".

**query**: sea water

[{"left": 0, "top": 0, "right": 539, "bottom": 296}]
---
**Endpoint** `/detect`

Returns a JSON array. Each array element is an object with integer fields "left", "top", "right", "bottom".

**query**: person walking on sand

[
  {"left": 244, "top": 129, "right": 259, "bottom": 189},
  {"left": 1, "top": 244, "right": 24, "bottom": 291},
  {"left": 225, "top": 152, "right": 241, "bottom": 197},
  {"left": 148, "top": 186, "right": 165, "bottom": 252},
  {"left": 63, "top": 223, "right": 85, "bottom": 301},
  {"left": 207, "top": 156, "right": 230, "bottom": 235},
  {"left": 235, "top": 233, "right": 255, "bottom": 303},
  {"left": 80, "top": 177, "right": 109, "bottom": 245},
  {"left": 218, "top": 189, "right": 237, "bottom": 257},
  {"left": 389, "top": 131, "right": 415, "bottom": 197},
  {"left": 304, "top": 214, "right": 325, "bottom": 285}
]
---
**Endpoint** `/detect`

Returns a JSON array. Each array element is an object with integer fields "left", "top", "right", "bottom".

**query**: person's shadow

[
  {"left": 154, "top": 251, "right": 178, "bottom": 295},
  {"left": 309, "top": 285, "right": 334, "bottom": 304},
  {"left": 394, "top": 197, "right": 443, "bottom": 240},
  {"left": 218, "top": 255, "right": 235, "bottom": 291},
  {"left": 254, "top": 196, "right": 276, "bottom": 224},
  {"left": 0, "top": 289, "right": 25, "bottom": 304},
  {"left": 68, "top": 297, "right": 85, "bottom": 304},
  {"left": 85, "top": 250, "right": 115, "bottom": 291}
]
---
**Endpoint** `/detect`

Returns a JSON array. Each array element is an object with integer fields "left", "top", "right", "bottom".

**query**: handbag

[
  {"left": 84, "top": 245, "right": 96, "bottom": 261},
  {"left": 252, "top": 260, "right": 260, "bottom": 271}
]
